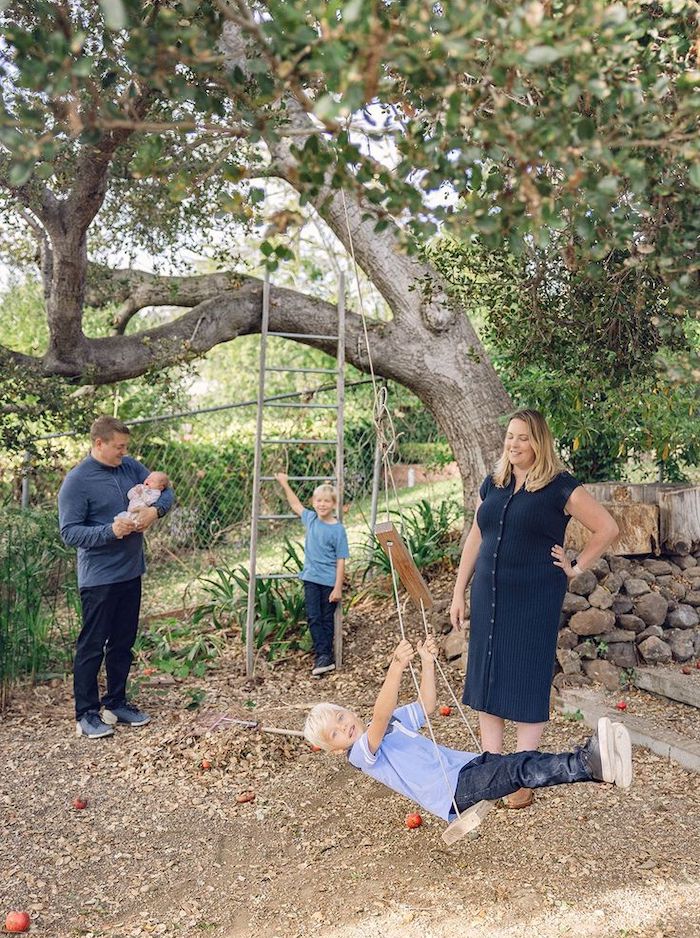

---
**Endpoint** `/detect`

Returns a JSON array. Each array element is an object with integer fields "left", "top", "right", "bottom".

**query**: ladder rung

[
  {"left": 262, "top": 438, "right": 336, "bottom": 445},
  {"left": 268, "top": 332, "right": 339, "bottom": 341},
  {"left": 264, "top": 402, "right": 338, "bottom": 410},
  {"left": 258, "top": 513, "right": 298, "bottom": 521},
  {"left": 260, "top": 475, "right": 337, "bottom": 482},
  {"left": 265, "top": 366, "right": 338, "bottom": 374},
  {"left": 255, "top": 573, "right": 300, "bottom": 580}
]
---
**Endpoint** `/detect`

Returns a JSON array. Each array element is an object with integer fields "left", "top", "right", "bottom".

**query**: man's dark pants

[
  {"left": 304, "top": 580, "right": 336, "bottom": 660},
  {"left": 74, "top": 576, "right": 142, "bottom": 718}
]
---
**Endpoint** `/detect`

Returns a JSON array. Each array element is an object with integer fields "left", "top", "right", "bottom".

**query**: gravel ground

[{"left": 2, "top": 580, "right": 699, "bottom": 938}]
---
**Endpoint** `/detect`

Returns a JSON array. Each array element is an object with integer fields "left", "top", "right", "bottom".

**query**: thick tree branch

[
  {"left": 47, "top": 275, "right": 395, "bottom": 383},
  {"left": 85, "top": 265, "right": 249, "bottom": 315},
  {"left": 0, "top": 344, "right": 45, "bottom": 374}
]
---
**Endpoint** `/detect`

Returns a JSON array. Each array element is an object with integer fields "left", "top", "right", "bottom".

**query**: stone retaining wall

[
  {"left": 438, "top": 551, "right": 700, "bottom": 692},
  {"left": 554, "top": 551, "right": 700, "bottom": 691}
]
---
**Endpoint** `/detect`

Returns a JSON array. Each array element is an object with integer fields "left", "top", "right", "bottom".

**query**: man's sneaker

[
  {"left": 102, "top": 703, "right": 151, "bottom": 727},
  {"left": 311, "top": 656, "right": 336, "bottom": 677},
  {"left": 76, "top": 711, "right": 115, "bottom": 739},
  {"left": 584, "top": 717, "right": 633, "bottom": 788}
]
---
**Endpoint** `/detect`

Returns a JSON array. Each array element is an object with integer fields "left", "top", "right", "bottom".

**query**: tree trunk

[
  {"left": 266, "top": 105, "right": 513, "bottom": 500},
  {"left": 44, "top": 233, "right": 88, "bottom": 374}
]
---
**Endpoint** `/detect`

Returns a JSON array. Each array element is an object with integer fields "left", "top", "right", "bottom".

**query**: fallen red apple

[
  {"left": 235, "top": 790, "right": 255, "bottom": 804},
  {"left": 405, "top": 812, "right": 422, "bottom": 830},
  {"left": 439, "top": 705, "right": 452, "bottom": 716},
  {"left": 5, "top": 911, "right": 31, "bottom": 933},
  {"left": 200, "top": 759, "right": 212, "bottom": 770},
  {"left": 615, "top": 701, "right": 628, "bottom": 711},
  {"left": 681, "top": 666, "right": 692, "bottom": 675},
  {"left": 143, "top": 667, "right": 157, "bottom": 676},
  {"left": 309, "top": 745, "right": 322, "bottom": 752},
  {"left": 72, "top": 796, "right": 88, "bottom": 810},
  {"left": 696, "top": 661, "right": 700, "bottom": 670}
]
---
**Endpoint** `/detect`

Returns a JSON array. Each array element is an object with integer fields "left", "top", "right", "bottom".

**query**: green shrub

[
  {"left": 363, "top": 498, "right": 462, "bottom": 579},
  {"left": 397, "top": 441, "right": 453, "bottom": 469},
  {"left": 134, "top": 617, "right": 225, "bottom": 679},
  {"left": 191, "top": 538, "right": 308, "bottom": 658},
  {"left": 0, "top": 508, "right": 79, "bottom": 707}
]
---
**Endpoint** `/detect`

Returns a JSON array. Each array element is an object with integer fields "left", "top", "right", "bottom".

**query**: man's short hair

[
  {"left": 90, "top": 415, "right": 130, "bottom": 444},
  {"left": 303, "top": 702, "right": 347, "bottom": 750}
]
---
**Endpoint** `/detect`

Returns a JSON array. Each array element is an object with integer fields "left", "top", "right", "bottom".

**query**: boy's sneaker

[
  {"left": 76, "top": 711, "right": 115, "bottom": 739},
  {"left": 102, "top": 702, "right": 151, "bottom": 727},
  {"left": 584, "top": 717, "right": 633, "bottom": 788},
  {"left": 311, "top": 656, "right": 336, "bottom": 677}
]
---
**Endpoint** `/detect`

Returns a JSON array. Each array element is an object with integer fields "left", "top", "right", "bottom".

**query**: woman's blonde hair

[
  {"left": 303, "top": 702, "right": 346, "bottom": 750},
  {"left": 312, "top": 482, "right": 337, "bottom": 503},
  {"left": 492, "top": 409, "right": 566, "bottom": 492}
]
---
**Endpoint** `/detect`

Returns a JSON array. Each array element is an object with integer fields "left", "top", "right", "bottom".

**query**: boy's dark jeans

[
  {"left": 74, "top": 576, "right": 142, "bottom": 718},
  {"left": 304, "top": 580, "right": 337, "bottom": 660},
  {"left": 454, "top": 747, "right": 594, "bottom": 812}
]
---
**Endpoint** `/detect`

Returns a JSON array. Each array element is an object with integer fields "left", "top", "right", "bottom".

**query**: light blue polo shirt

[
  {"left": 299, "top": 508, "right": 350, "bottom": 588},
  {"left": 348, "top": 701, "right": 478, "bottom": 821}
]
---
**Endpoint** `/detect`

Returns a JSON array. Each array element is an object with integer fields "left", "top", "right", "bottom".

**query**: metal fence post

[
  {"left": 367, "top": 436, "right": 382, "bottom": 558},
  {"left": 20, "top": 451, "right": 31, "bottom": 510}
]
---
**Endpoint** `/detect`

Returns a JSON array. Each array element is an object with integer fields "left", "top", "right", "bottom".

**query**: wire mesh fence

[
  {"left": 0, "top": 377, "right": 462, "bottom": 703},
  {"left": 7, "top": 379, "right": 378, "bottom": 548}
]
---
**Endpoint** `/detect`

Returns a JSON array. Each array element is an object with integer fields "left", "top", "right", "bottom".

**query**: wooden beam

[{"left": 374, "top": 521, "right": 434, "bottom": 611}]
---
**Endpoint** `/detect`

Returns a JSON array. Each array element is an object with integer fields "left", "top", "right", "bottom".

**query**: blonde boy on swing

[{"left": 304, "top": 636, "right": 633, "bottom": 826}]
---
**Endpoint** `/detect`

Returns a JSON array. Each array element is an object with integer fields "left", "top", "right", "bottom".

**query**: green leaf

[
  {"left": 34, "top": 162, "right": 54, "bottom": 180},
  {"left": 524, "top": 45, "right": 562, "bottom": 66},
  {"left": 689, "top": 163, "right": 700, "bottom": 190},
  {"left": 576, "top": 117, "right": 595, "bottom": 141},
  {"left": 343, "top": 0, "right": 364, "bottom": 23},
  {"left": 8, "top": 162, "right": 33, "bottom": 187},
  {"left": 98, "top": 0, "right": 127, "bottom": 30},
  {"left": 596, "top": 175, "right": 618, "bottom": 195}
]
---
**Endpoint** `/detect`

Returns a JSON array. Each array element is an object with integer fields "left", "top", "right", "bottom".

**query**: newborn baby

[{"left": 115, "top": 471, "right": 170, "bottom": 523}]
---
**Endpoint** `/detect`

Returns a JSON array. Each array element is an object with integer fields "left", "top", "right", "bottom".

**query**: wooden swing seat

[
  {"left": 442, "top": 799, "right": 497, "bottom": 845},
  {"left": 374, "top": 521, "right": 434, "bottom": 610}
]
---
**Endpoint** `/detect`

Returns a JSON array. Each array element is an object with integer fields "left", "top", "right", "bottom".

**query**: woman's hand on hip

[{"left": 551, "top": 544, "right": 576, "bottom": 578}]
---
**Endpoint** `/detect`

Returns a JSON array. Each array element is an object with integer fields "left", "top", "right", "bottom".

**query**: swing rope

[
  {"left": 385, "top": 539, "right": 462, "bottom": 819},
  {"left": 340, "top": 189, "right": 484, "bottom": 825}
]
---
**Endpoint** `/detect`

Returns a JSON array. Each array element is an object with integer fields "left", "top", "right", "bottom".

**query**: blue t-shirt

[
  {"left": 299, "top": 508, "right": 350, "bottom": 587},
  {"left": 348, "top": 701, "right": 478, "bottom": 821},
  {"left": 58, "top": 455, "right": 174, "bottom": 589}
]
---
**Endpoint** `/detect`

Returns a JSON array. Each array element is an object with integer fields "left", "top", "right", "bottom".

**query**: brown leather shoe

[{"left": 503, "top": 787, "right": 535, "bottom": 809}]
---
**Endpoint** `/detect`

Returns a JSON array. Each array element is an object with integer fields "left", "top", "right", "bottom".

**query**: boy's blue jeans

[
  {"left": 454, "top": 746, "right": 593, "bottom": 812},
  {"left": 304, "top": 580, "right": 337, "bottom": 659}
]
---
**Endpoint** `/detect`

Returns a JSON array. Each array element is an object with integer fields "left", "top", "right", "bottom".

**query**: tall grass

[{"left": 0, "top": 509, "right": 79, "bottom": 709}]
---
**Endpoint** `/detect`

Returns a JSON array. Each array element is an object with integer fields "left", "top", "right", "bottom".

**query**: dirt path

[{"left": 2, "top": 588, "right": 699, "bottom": 938}]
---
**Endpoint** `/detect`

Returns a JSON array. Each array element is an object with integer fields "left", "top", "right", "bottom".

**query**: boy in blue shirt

[
  {"left": 276, "top": 473, "right": 350, "bottom": 676},
  {"left": 304, "top": 637, "right": 633, "bottom": 826}
]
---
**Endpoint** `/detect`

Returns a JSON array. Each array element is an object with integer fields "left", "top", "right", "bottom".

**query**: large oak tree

[{"left": 0, "top": 0, "right": 697, "bottom": 494}]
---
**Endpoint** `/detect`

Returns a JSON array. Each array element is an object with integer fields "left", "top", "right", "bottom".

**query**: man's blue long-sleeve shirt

[{"left": 58, "top": 455, "right": 174, "bottom": 589}]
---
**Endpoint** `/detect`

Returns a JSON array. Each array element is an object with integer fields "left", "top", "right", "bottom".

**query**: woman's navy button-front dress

[{"left": 463, "top": 471, "right": 581, "bottom": 724}]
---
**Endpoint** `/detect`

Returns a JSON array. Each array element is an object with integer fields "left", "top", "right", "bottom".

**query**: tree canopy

[{"left": 0, "top": 0, "right": 697, "bottom": 484}]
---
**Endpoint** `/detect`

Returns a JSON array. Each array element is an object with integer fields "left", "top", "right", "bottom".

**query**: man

[{"left": 58, "top": 416, "right": 174, "bottom": 739}]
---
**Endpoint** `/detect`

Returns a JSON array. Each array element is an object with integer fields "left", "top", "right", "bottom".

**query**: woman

[{"left": 450, "top": 409, "right": 619, "bottom": 809}]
